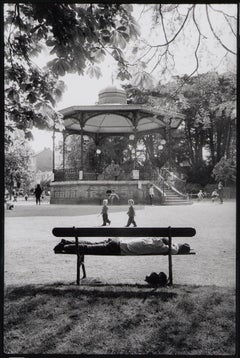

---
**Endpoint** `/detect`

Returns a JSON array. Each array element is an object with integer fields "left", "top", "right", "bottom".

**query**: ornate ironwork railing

[
  {"left": 54, "top": 169, "right": 98, "bottom": 181},
  {"left": 54, "top": 168, "right": 160, "bottom": 182}
]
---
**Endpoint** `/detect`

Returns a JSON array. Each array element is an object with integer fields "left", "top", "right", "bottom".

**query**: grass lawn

[{"left": 4, "top": 283, "right": 235, "bottom": 355}]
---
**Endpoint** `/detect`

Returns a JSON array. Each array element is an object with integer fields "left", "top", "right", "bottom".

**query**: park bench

[{"left": 52, "top": 226, "right": 196, "bottom": 286}]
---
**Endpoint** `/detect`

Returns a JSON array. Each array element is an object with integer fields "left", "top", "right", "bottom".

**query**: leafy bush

[
  {"left": 212, "top": 157, "right": 236, "bottom": 184},
  {"left": 185, "top": 183, "right": 202, "bottom": 194}
]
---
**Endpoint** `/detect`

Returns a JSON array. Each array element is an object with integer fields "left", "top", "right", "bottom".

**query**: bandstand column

[
  {"left": 52, "top": 125, "right": 55, "bottom": 173},
  {"left": 168, "top": 118, "right": 173, "bottom": 169},
  {"left": 62, "top": 131, "right": 67, "bottom": 170},
  {"left": 80, "top": 126, "right": 84, "bottom": 170}
]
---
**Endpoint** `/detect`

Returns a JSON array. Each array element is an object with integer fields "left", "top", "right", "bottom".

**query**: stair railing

[{"left": 159, "top": 168, "right": 189, "bottom": 199}]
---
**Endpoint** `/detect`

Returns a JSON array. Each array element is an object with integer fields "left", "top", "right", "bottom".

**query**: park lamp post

[
  {"left": 129, "top": 134, "right": 136, "bottom": 170},
  {"left": 95, "top": 148, "right": 101, "bottom": 179},
  {"left": 157, "top": 139, "right": 166, "bottom": 195}
]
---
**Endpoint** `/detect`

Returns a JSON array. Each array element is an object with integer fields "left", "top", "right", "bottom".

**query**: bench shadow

[{"left": 5, "top": 282, "right": 178, "bottom": 301}]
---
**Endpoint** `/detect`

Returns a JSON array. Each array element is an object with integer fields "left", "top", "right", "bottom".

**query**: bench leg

[
  {"left": 80, "top": 255, "right": 86, "bottom": 279},
  {"left": 75, "top": 236, "right": 81, "bottom": 285},
  {"left": 168, "top": 228, "right": 173, "bottom": 285},
  {"left": 77, "top": 251, "right": 80, "bottom": 285}
]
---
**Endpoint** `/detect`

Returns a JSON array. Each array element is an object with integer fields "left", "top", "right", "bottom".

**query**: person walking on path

[
  {"left": 125, "top": 199, "right": 137, "bottom": 227},
  {"left": 101, "top": 199, "right": 111, "bottom": 226},
  {"left": 149, "top": 184, "right": 154, "bottom": 205},
  {"left": 34, "top": 184, "right": 42, "bottom": 205},
  {"left": 218, "top": 181, "right": 224, "bottom": 204}
]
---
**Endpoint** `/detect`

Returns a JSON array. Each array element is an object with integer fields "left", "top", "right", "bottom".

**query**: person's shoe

[
  {"left": 101, "top": 224, "right": 106, "bottom": 226},
  {"left": 134, "top": 225, "right": 137, "bottom": 227},
  {"left": 54, "top": 242, "right": 65, "bottom": 253}
]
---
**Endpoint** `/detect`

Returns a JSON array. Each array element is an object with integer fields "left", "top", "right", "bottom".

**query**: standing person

[
  {"left": 101, "top": 199, "right": 111, "bottom": 226},
  {"left": 13, "top": 191, "right": 17, "bottom": 202},
  {"left": 34, "top": 184, "right": 42, "bottom": 205},
  {"left": 125, "top": 199, "right": 137, "bottom": 227},
  {"left": 109, "top": 190, "right": 120, "bottom": 204},
  {"left": 197, "top": 190, "right": 204, "bottom": 201},
  {"left": 149, "top": 184, "right": 154, "bottom": 205},
  {"left": 211, "top": 189, "right": 219, "bottom": 202},
  {"left": 218, "top": 181, "right": 224, "bottom": 204},
  {"left": 24, "top": 193, "right": 28, "bottom": 201}
]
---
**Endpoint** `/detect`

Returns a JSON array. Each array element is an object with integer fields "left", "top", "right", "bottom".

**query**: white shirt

[
  {"left": 119, "top": 237, "right": 179, "bottom": 255},
  {"left": 149, "top": 187, "right": 154, "bottom": 196}
]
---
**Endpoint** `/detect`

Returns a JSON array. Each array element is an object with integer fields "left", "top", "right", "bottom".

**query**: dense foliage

[
  {"left": 5, "top": 136, "right": 34, "bottom": 195},
  {"left": 123, "top": 71, "right": 236, "bottom": 184},
  {"left": 5, "top": 3, "right": 139, "bottom": 142}
]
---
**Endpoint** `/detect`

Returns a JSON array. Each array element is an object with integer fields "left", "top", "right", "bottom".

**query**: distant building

[{"left": 30, "top": 147, "right": 61, "bottom": 186}]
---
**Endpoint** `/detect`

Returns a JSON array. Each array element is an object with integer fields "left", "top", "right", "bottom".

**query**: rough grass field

[
  {"left": 4, "top": 283, "right": 235, "bottom": 355},
  {"left": 4, "top": 199, "right": 236, "bottom": 354}
]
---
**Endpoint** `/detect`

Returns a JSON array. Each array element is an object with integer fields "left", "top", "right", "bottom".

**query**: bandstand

[{"left": 50, "top": 86, "right": 184, "bottom": 205}]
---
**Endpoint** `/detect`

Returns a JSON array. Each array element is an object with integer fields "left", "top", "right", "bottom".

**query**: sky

[{"left": 28, "top": 3, "right": 237, "bottom": 153}]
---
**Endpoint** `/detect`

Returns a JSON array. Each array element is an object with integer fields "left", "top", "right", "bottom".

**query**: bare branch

[
  {"left": 170, "top": 7, "right": 201, "bottom": 96},
  {"left": 159, "top": 4, "right": 169, "bottom": 45},
  {"left": 136, "top": 46, "right": 153, "bottom": 62},
  {"left": 149, "top": 4, "right": 178, "bottom": 74},
  {"left": 206, "top": 5, "right": 236, "bottom": 56},
  {"left": 143, "top": 5, "right": 194, "bottom": 48},
  {"left": 224, "top": 14, "right": 237, "bottom": 37},
  {"left": 136, "top": 4, "right": 147, "bottom": 22},
  {"left": 212, "top": 51, "right": 229, "bottom": 71},
  {"left": 145, "top": 48, "right": 159, "bottom": 66},
  {"left": 209, "top": 4, "right": 237, "bottom": 20}
]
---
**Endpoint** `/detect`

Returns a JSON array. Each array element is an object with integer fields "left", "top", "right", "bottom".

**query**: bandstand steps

[
  {"left": 161, "top": 188, "right": 193, "bottom": 205},
  {"left": 162, "top": 200, "right": 193, "bottom": 206}
]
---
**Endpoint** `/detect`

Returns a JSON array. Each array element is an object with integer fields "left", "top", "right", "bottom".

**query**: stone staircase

[{"left": 162, "top": 187, "right": 192, "bottom": 205}]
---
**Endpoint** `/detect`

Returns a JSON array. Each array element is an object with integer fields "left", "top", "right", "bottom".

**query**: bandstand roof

[{"left": 59, "top": 86, "right": 184, "bottom": 136}]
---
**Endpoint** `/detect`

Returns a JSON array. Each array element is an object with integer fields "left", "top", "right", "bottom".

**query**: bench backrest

[{"left": 52, "top": 227, "right": 196, "bottom": 238}]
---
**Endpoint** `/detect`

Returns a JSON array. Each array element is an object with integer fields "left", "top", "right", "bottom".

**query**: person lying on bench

[{"left": 54, "top": 237, "right": 191, "bottom": 255}]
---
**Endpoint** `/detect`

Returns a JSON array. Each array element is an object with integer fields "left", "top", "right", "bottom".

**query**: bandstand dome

[
  {"left": 59, "top": 86, "right": 184, "bottom": 136},
  {"left": 98, "top": 86, "right": 127, "bottom": 104}
]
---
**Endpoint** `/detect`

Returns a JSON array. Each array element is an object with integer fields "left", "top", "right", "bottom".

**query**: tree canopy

[
  {"left": 5, "top": 134, "right": 34, "bottom": 194},
  {"left": 123, "top": 70, "right": 236, "bottom": 184},
  {"left": 5, "top": 3, "right": 139, "bottom": 142},
  {"left": 4, "top": 3, "right": 237, "bottom": 187},
  {"left": 5, "top": 3, "right": 237, "bottom": 144}
]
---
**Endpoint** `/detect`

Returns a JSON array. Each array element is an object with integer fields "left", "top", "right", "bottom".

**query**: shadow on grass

[{"left": 6, "top": 283, "right": 178, "bottom": 301}]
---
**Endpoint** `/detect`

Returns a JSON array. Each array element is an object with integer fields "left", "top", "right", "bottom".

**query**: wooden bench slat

[
  {"left": 54, "top": 252, "right": 196, "bottom": 255},
  {"left": 52, "top": 227, "right": 196, "bottom": 238}
]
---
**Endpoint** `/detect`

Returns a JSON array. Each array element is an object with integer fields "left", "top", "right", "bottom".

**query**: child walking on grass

[
  {"left": 125, "top": 199, "right": 137, "bottom": 227},
  {"left": 101, "top": 199, "right": 111, "bottom": 226}
]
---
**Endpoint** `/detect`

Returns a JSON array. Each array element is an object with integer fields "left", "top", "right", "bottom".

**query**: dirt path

[{"left": 4, "top": 201, "right": 236, "bottom": 287}]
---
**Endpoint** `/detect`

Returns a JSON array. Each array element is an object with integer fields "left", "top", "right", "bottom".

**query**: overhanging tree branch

[
  {"left": 206, "top": 4, "right": 236, "bottom": 56},
  {"left": 149, "top": 4, "right": 176, "bottom": 74},
  {"left": 224, "top": 14, "right": 236, "bottom": 37},
  {"left": 170, "top": 7, "right": 201, "bottom": 96},
  {"left": 209, "top": 4, "right": 237, "bottom": 20},
  {"left": 143, "top": 5, "right": 194, "bottom": 48}
]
